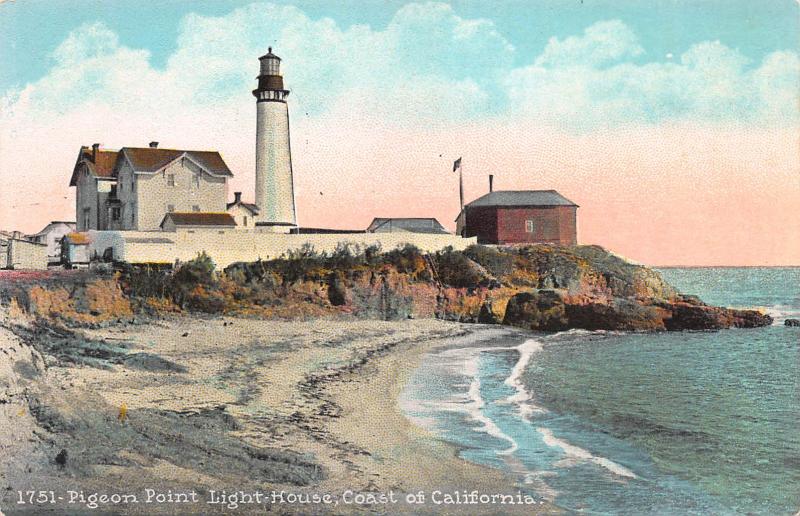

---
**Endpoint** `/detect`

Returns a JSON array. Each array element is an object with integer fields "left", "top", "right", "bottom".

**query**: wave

[
  {"left": 761, "top": 304, "right": 800, "bottom": 325},
  {"left": 462, "top": 351, "right": 519, "bottom": 455},
  {"left": 537, "top": 427, "right": 638, "bottom": 479},
  {"left": 407, "top": 346, "right": 521, "bottom": 454},
  {"left": 503, "top": 338, "right": 547, "bottom": 420},
  {"left": 502, "top": 332, "right": 638, "bottom": 481}
]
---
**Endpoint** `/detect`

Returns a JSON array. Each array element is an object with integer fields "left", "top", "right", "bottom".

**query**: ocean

[{"left": 400, "top": 267, "right": 799, "bottom": 515}]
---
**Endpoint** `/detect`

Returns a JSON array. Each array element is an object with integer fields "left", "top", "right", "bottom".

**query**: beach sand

[{"left": 0, "top": 315, "right": 556, "bottom": 514}]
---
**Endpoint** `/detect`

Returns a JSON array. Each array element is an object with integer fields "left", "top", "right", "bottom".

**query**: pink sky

[
  {"left": 2, "top": 8, "right": 798, "bottom": 267},
  {"left": 2, "top": 118, "right": 798, "bottom": 266}
]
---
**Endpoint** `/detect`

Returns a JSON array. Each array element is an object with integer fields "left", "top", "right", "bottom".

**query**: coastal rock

[
  {"left": 664, "top": 303, "right": 772, "bottom": 330},
  {"left": 477, "top": 301, "right": 499, "bottom": 324},
  {"left": 502, "top": 289, "right": 568, "bottom": 331},
  {"left": 785, "top": 318, "right": 800, "bottom": 327},
  {"left": 565, "top": 300, "right": 667, "bottom": 331},
  {"left": 12, "top": 244, "right": 772, "bottom": 332},
  {"left": 327, "top": 272, "right": 347, "bottom": 306}
]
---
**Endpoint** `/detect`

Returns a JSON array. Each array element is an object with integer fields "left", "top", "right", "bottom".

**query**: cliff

[{"left": 4, "top": 244, "right": 771, "bottom": 331}]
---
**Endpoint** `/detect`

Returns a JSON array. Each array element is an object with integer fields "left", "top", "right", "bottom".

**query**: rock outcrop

[{"left": 8, "top": 244, "right": 772, "bottom": 332}]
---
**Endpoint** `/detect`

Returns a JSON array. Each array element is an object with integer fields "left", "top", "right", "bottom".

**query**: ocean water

[{"left": 400, "top": 267, "right": 800, "bottom": 515}]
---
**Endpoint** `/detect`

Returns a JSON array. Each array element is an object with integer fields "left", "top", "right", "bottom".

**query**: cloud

[
  {"left": 507, "top": 32, "right": 799, "bottom": 129},
  {"left": 1, "top": 3, "right": 798, "bottom": 258},
  {"left": 3, "top": 7, "right": 797, "bottom": 135},
  {"left": 535, "top": 20, "right": 643, "bottom": 67}
]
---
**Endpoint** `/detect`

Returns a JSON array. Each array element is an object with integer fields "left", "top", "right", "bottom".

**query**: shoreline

[{"left": 0, "top": 314, "right": 558, "bottom": 515}]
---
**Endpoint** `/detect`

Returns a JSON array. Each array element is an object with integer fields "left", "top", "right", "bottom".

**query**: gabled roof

[
  {"left": 465, "top": 190, "right": 578, "bottom": 208},
  {"left": 226, "top": 200, "right": 260, "bottom": 215},
  {"left": 69, "top": 147, "right": 120, "bottom": 186},
  {"left": 29, "top": 221, "right": 76, "bottom": 238},
  {"left": 160, "top": 212, "right": 237, "bottom": 228},
  {"left": 122, "top": 148, "right": 233, "bottom": 177},
  {"left": 70, "top": 145, "right": 234, "bottom": 186},
  {"left": 367, "top": 217, "right": 450, "bottom": 234}
]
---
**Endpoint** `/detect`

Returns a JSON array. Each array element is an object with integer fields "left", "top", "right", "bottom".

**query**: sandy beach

[{"left": 0, "top": 313, "right": 556, "bottom": 514}]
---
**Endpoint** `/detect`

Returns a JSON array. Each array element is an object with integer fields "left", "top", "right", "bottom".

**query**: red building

[{"left": 456, "top": 190, "right": 578, "bottom": 246}]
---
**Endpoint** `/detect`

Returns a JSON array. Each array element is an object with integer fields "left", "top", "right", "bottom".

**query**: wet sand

[{"left": 0, "top": 314, "right": 556, "bottom": 514}]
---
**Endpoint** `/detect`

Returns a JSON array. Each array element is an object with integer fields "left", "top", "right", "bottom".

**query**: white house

[
  {"left": 70, "top": 142, "right": 234, "bottom": 232},
  {"left": 27, "top": 221, "right": 76, "bottom": 264},
  {"left": 226, "top": 192, "right": 259, "bottom": 229}
]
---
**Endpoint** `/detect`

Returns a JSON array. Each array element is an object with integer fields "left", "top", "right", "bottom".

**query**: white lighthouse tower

[{"left": 253, "top": 48, "right": 297, "bottom": 231}]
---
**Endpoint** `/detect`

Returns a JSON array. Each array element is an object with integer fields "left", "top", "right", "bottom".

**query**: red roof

[
  {"left": 70, "top": 145, "right": 233, "bottom": 187},
  {"left": 69, "top": 147, "right": 120, "bottom": 186},
  {"left": 160, "top": 212, "right": 237, "bottom": 228},
  {"left": 122, "top": 148, "right": 233, "bottom": 176}
]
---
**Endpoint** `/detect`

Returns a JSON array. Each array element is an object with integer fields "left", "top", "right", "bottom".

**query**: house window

[
  {"left": 167, "top": 204, "right": 175, "bottom": 212},
  {"left": 83, "top": 208, "right": 91, "bottom": 229},
  {"left": 111, "top": 207, "right": 121, "bottom": 221},
  {"left": 192, "top": 205, "right": 200, "bottom": 212},
  {"left": 193, "top": 175, "right": 200, "bottom": 188},
  {"left": 243, "top": 216, "right": 248, "bottom": 227},
  {"left": 525, "top": 220, "right": 535, "bottom": 233},
  {"left": 110, "top": 185, "right": 117, "bottom": 198},
  {"left": 167, "top": 174, "right": 175, "bottom": 187}
]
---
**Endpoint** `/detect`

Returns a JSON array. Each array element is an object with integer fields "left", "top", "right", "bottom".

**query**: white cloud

[
  {"left": 535, "top": 20, "right": 643, "bottom": 67},
  {"left": 1, "top": 5, "right": 798, "bottom": 231},
  {"left": 507, "top": 32, "right": 799, "bottom": 129}
]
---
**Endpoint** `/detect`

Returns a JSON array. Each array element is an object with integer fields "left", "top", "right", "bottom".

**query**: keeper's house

[{"left": 456, "top": 190, "right": 578, "bottom": 246}]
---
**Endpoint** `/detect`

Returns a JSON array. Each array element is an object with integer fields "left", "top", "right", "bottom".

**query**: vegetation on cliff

[{"left": 3, "top": 244, "right": 771, "bottom": 331}]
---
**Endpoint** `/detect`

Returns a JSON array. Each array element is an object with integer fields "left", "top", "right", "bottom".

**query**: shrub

[
  {"left": 463, "top": 245, "right": 514, "bottom": 279},
  {"left": 171, "top": 252, "right": 218, "bottom": 308},
  {"left": 382, "top": 244, "right": 425, "bottom": 274},
  {"left": 118, "top": 263, "right": 173, "bottom": 300},
  {"left": 328, "top": 243, "right": 367, "bottom": 270},
  {"left": 434, "top": 247, "right": 485, "bottom": 288}
]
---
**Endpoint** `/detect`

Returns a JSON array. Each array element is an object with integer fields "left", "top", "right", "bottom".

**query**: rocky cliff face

[
  {"left": 220, "top": 244, "right": 770, "bottom": 331},
  {"left": 5, "top": 244, "right": 772, "bottom": 331}
]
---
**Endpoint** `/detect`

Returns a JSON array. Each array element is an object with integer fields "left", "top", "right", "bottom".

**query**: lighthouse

[{"left": 253, "top": 48, "right": 297, "bottom": 230}]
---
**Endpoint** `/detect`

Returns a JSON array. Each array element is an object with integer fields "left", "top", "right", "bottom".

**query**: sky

[{"left": 1, "top": 0, "right": 798, "bottom": 265}]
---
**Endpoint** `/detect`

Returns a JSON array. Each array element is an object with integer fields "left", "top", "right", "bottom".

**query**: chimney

[
  {"left": 489, "top": 174, "right": 494, "bottom": 193},
  {"left": 234, "top": 191, "right": 242, "bottom": 204},
  {"left": 149, "top": 141, "right": 159, "bottom": 148},
  {"left": 92, "top": 143, "right": 100, "bottom": 162}
]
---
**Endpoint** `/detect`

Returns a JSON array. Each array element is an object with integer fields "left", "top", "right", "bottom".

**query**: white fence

[{"left": 81, "top": 229, "right": 476, "bottom": 268}]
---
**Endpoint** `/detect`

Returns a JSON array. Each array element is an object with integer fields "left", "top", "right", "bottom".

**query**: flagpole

[{"left": 459, "top": 162, "right": 464, "bottom": 213}]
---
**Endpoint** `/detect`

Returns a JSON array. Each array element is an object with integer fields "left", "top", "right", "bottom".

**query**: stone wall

[{"left": 6, "top": 239, "right": 48, "bottom": 270}]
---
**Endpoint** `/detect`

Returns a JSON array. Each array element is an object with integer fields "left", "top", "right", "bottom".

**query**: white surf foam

[
  {"left": 761, "top": 304, "right": 800, "bottom": 325},
  {"left": 537, "top": 427, "right": 638, "bottom": 479},
  {"left": 462, "top": 351, "right": 520, "bottom": 455},
  {"left": 503, "top": 338, "right": 548, "bottom": 420}
]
